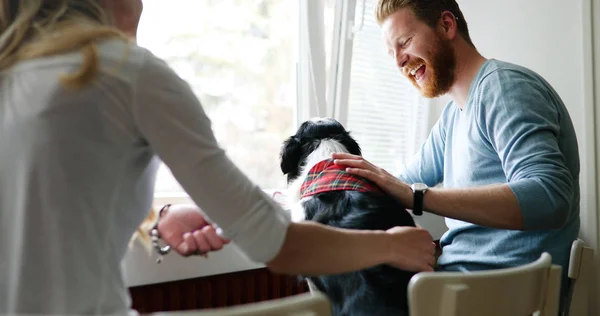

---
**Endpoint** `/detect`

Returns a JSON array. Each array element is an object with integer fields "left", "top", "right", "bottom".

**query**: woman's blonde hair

[
  {"left": 0, "top": 0, "right": 129, "bottom": 88},
  {"left": 1, "top": 0, "right": 151, "bottom": 249}
]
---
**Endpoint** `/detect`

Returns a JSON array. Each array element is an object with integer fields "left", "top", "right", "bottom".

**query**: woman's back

[
  {"left": 0, "top": 35, "right": 292, "bottom": 314},
  {"left": 0, "top": 39, "right": 156, "bottom": 314}
]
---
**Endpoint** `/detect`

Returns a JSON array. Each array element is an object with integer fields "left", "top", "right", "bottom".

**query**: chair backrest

[
  {"left": 408, "top": 252, "right": 562, "bottom": 316},
  {"left": 151, "top": 292, "right": 332, "bottom": 316},
  {"left": 306, "top": 278, "right": 320, "bottom": 293},
  {"left": 564, "top": 238, "right": 595, "bottom": 316}
]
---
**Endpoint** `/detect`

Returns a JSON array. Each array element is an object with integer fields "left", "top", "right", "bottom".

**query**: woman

[{"left": 0, "top": 0, "right": 435, "bottom": 314}]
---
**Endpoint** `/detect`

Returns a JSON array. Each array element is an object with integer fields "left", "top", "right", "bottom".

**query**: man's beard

[{"left": 405, "top": 33, "right": 456, "bottom": 98}]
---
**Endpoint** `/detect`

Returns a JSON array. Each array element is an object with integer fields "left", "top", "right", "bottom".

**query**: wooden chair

[
  {"left": 563, "top": 238, "right": 595, "bottom": 316},
  {"left": 151, "top": 291, "right": 332, "bottom": 316},
  {"left": 408, "top": 252, "right": 562, "bottom": 316}
]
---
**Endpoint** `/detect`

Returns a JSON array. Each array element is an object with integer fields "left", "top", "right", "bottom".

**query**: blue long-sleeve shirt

[{"left": 400, "top": 59, "right": 580, "bottom": 273}]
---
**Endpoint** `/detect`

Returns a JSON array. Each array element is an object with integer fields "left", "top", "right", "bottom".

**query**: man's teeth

[{"left": 410, "top": 65, "right": 423, "bottom": 76}]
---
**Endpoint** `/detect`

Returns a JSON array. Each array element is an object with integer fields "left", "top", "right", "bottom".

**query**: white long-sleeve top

[{"left": 0, "top": 39, "right": 291, "bottom": 315}]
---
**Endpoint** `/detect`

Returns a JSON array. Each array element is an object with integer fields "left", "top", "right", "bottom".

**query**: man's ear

[{"left": 439, "top": 10, "right": 458, "bottom": 40}]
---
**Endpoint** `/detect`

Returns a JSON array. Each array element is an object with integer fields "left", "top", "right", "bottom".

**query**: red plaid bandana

[{"left": 300, "top": 158, "right": 384, "bottom": 199}]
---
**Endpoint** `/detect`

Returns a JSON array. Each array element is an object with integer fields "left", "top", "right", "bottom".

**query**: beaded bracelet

[{"left": 150, "top": 204, "right": 172, "bottom": 263}]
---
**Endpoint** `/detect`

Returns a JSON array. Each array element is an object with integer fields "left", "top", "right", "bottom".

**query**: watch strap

[{"left": 413, "top": 190, "right": 424, "bottom": 216}]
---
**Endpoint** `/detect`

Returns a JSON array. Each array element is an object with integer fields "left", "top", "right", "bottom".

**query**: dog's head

[{"left": 279, "top": 117, "right": 361, "bottom": 184}]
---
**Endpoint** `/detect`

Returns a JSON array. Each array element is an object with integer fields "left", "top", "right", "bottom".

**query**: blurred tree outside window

[{"left": 138, "top": 0, "right": 297, "bottom": 195}]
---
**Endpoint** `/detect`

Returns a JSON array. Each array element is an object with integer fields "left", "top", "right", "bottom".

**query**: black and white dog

[{"left": 279, "top": 117, "right": 416, "bottom": 316}]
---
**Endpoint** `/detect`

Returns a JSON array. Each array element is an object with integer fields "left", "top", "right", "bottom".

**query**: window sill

[{"left": 123, "top": 238, "right": 264, "bottom": 287}]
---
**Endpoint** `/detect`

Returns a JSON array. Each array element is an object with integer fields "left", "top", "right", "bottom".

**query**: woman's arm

[
  {"left": 158, "top": 205, "right": 436, "bottom": 275},
  {"left": 267, "top": 222, "right": 436, "bottom": 275}
]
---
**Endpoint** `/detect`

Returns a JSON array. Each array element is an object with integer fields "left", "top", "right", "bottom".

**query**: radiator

[{"left": 129, "top": 268, "right": 309, "bottom": 313}]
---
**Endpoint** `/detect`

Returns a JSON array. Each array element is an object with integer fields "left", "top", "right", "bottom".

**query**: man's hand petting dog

[
  {"left": 332, "top": 153, "right": 414, "bottom": 210},
  {"left": 157, "top": 204, "right": 230, "bottom": 257},
  {"left": 386, "top": 226, "right": 436, "bottom": 272}
]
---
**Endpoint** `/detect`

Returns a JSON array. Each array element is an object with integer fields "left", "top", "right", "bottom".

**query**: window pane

[
  {"left": 324, "top": 0, "right": 336, "bottom": 91},
  {"left": 137, "top": 0, "right": 297, "bottom": 194}
]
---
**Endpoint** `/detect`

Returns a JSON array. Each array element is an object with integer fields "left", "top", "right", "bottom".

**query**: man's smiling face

[{"left": 382, "top": 8, "right": 456, "bottom": 98}]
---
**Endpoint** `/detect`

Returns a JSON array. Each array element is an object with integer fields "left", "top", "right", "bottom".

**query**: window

[
  {"left": 138, "top": 0, "right": 429, "bottom": 201},
  {"left": 324, "top": 0, "right": 429, "bottom": 173},
  {"left": 344, "top": 0, "right": 428, "bottom": 173},
  {"left": 137, "top": 0, "right": 298, "bottom": 197}
]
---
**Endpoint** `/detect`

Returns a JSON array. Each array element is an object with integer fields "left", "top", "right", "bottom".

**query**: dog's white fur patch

[{"left": 286, "top": 139, "right": 351, "bottom": 222}]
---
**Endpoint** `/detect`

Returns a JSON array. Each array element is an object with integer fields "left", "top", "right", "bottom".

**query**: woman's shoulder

[{"left": 96, "top": 39, "right": 168, "bottom": 79}]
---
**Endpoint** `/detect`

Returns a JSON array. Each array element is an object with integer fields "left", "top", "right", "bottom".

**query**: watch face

[{"left": 413, "top": 183, "right": 428, "bottom": 191}]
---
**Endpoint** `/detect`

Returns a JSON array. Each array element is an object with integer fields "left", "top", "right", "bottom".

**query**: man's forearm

[
  {"left": 266, "top": 221, "right": 390, "bottom": 276},
  {"left": 424, "top": 184, "right": 524, "bottom": 230}
]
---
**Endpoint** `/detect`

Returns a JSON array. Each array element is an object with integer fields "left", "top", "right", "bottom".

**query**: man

[{"left": 333, "top": 0, "right": 579, "bottom": 289}]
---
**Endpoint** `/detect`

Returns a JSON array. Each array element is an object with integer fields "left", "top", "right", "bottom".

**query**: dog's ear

[
  {"left": 339, "top": 130, "right": 362, "bottom": 156},
  {"left": 280, "top": 136, "right": 303, "bottom": 176}
]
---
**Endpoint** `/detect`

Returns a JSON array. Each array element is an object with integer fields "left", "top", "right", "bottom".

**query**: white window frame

[
  {"left": 326, "top": 0, "right": 360, "bottom": 126},
  {"left": 296, "top": 0, "right": 327, "bottom": 124},
  {"left": 582, "top": 0, "right": 600, "bottom": 311}
]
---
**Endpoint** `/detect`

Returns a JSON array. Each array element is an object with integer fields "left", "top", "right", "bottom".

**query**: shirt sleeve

[
  {"left": 476, "top": 70, "right": 574, "bottom": 230},
  {"left": 130, "top": 50, "right": 291, "bottom": 263},
  {"left": 398, "top": 104, "right": 449, "bottom": 187}
]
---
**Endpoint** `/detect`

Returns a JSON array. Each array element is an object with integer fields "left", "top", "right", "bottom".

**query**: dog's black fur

[{"left": 279, "top": 118, "right": 416, "bottom": 316}]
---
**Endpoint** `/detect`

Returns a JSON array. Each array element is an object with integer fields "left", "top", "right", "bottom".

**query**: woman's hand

[
  {"left": 332, "top": 153, "right": 413, "bottom": 208},
  {"left": 157, "top": 204, "right": 230, "bottom": 256},
  {"left": 385, "top": 226, "right": 436, "bottom": 272}
]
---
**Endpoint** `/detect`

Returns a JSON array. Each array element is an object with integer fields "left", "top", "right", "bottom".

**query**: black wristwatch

[{"left": 410, "top": 183, "right": 428, "bottom": 216}]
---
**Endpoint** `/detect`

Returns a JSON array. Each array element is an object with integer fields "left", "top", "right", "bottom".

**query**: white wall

[
  {"left": 459, "top": 0, "right": 592, "bottom": 201},
  {"left": 454, "top": 0, "right": 599, "bottom": 313}
]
